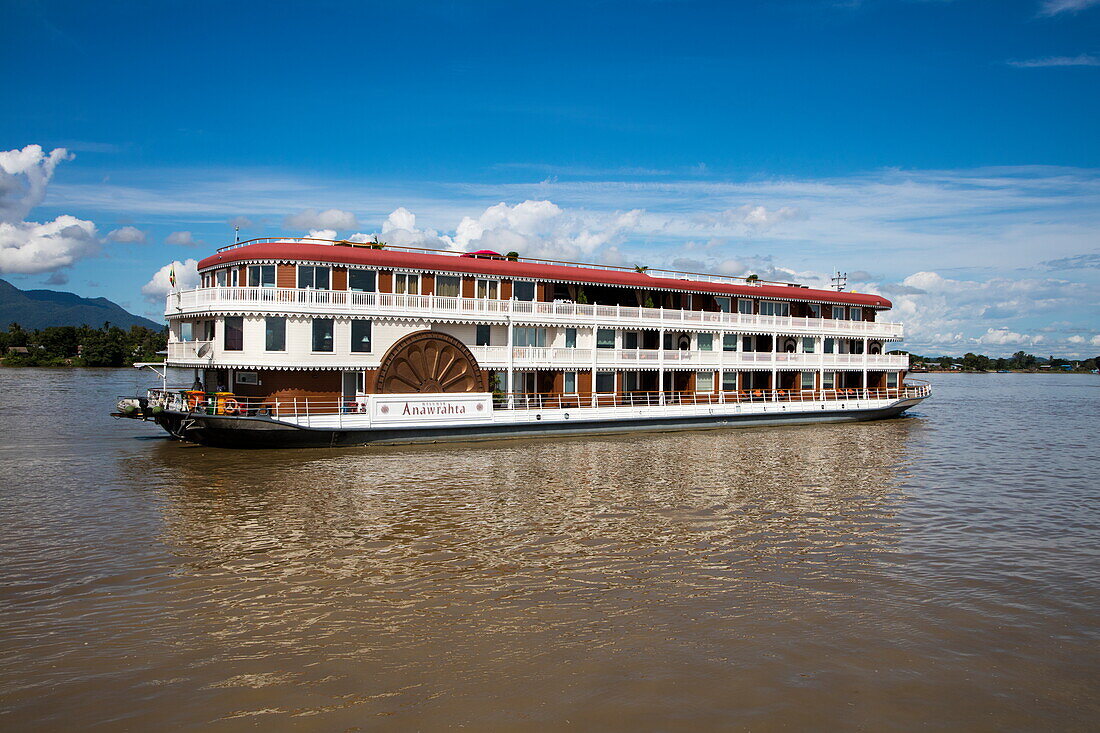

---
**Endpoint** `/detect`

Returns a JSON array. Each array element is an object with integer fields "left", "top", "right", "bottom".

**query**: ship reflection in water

[{"left": 143, "top": 420, "right": 922, "bottom": 728}]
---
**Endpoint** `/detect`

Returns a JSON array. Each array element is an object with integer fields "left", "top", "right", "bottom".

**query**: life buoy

[{"left": 223, "top": 398, "right": 239, "bottom": 415}]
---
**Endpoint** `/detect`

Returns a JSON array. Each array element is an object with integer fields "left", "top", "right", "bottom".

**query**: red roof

[{"left": 198, "top": 242, "right": 891, "bottom": 308}]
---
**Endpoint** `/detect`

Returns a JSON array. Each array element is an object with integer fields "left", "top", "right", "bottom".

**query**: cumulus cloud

[
  {"left": 107, "top": 225, "right": 146, "bottom": 243},
  {"left": 977, "top": 328, "right": 1045, "bottom": 346},
  {"left": 142, "top": 259, "right": 199, "bottom": 302},
  {"left": 1007, "top": 54, "right": 1100, "bottom": 68},
  {"left": 0, "top": 215, "right": 99, "bottom": 274},
  {"left": 1037, "top": 0, "right": 1100, "bottom": 16},
  {"left": 306, "top": 229, "right": 337, "bottom": 240},
  {"left": 284, "top": 208, "right": 358, "bottom": 231},
  {"left": 0, "top": 145, "right": 100, "bottom": 276},
  {"left": 346, "top": 202, "right": 643, "bottom": 263},
  {"left": 166, "top": 230, "right": 200, "bottom": 247}
]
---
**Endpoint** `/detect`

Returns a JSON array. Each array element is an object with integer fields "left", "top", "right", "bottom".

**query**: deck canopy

[{"left": 198, "top": 240, "right": 892, "bottom": 309}]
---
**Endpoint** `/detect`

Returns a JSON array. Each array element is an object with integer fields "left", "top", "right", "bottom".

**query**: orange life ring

[{"left": 223, "top": 398, "right": 239, "bottom": 415}]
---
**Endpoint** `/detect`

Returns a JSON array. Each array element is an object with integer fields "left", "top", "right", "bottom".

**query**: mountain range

[{"left": 0, "top": 279, "right": 163, "bottom": 331}]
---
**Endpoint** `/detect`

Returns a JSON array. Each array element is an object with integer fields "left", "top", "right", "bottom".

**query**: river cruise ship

[{"left": 117, "top": 237, "right": 930, "bottom": 447}]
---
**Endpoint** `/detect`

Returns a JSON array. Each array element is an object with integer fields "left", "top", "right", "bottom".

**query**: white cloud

[
  {"left": 228, "top": 215, "right": 253, "bottom": 229},
  {"left": 977, "top": 328, "right": 1045, "bottom": 346},
  {"left": 1038, "top": 0, "right": 1100, "bottom": 16},
  {"left": 142, "top": 259, "right": 199, "bottom": 302},
  {"left": 1007, "top": 54, "right": 1100, "bottom": 68},
  {"left": 1092, "top": 335, "right": 1100, "bottom": 347},
  {"left": 0, "top": 145, "right": 99, "bottom": 276},
  {"left": 166, "top": 230, "right": 199, "bottom": 246},
  {"left": 0, "top": 144, "right": 72, "bottom": 223},
  {"left": 306, "top": 229, "right": 337, "bottom": 240},
  {"left": 0, "top": 215, "right": 99, "bottom": 274},
  {"left": 284, "top": 208, "right": 358, "bottom": 231},
  {"left": 107, "top": 225, "right": 146, "bottom": 243}
]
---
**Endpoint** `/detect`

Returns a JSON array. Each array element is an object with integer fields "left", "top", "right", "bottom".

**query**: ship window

[
  {"left": 832, "top": 306, "right": 846, "bottom": 320},
  {"left": 723, "top": 334, "right": 737, "bottom": 352},
  {"left": 230, "top": 269, "right": 239, "bottom": 286},
  {"left": 823, "top": 371, "right": 836, "bottom": 389},
  {"left": 801, "top": 372, "right": 815, "bottom": 390},
  {"left": 722, "top": 371, "right": 737, "bottom": 390},
  {"left": 349, "top": 269, "right": 377, "bottom": 293},
  {"left": 824, "top": 338, "right": 835, "bottom": 354},
  {"left": 435, "top": 275, "right": 460, "bottom": 297},
  {"left": 202, "top": 320, "right": 215, "bottom": 341},
  {"left": 476, "top": 279, "right": 499, "bottom": 299},
  {"left": 216, "top": 269, "right": 227, "bottom": 287},
  {"left": 698, "top": 333, "right": 713, "bottom": 351},
  {"left": 248, "top": 265, "right": 276, "bottom": 288},
  {"left": 351, "top": 320, "right": 372, "bottom": 353},
  {"left": 738, "top": 299, "right": 754, "bottom": 315},
  {"left": 742, "top": 335, "right": 754, "bottom": 352},
  {"left": 564, "top": 372, "right": 576, "bottom": 394},
  {"left": 802, "top": 337, "right": 816, "bottom": 353},
  {"left": 887, "top": 372, "right": 899, "bottom": 389},
  {"left": 759, "top": 301, "right": 790, "bottom": 317},
  {"left": 696, "top": 371, "right": 714, "bottom": 391},
  {"left": 298, "top": 266, "right": 330, "bottom": 290},
  {"left": 852, "top": 340, "right": 864, "bottom": 355},
  {"left": 394, "top": 273, "right": 419, "bottom": 295},
  {"left": 179, "top": 322, "right": 193, "bottom": 342},
  {"left": 514, "top": 327, "right": 546, "bottom": 347},
  {"left": 850, "top": 307, "right": 863, "bottom": 321},
  {"left": 623, "top": 331, "right": 639, "bottom": 349},
  {"left": 513, "top": 281, "right": 536, "bottom": 301},
  {"left": 224, "top": 317, "right": 243, "bottom": 351},
  {"left": 596, "top": 329, "right": 616, "bottom": 348},
  {"left": 476, "top": 324, "right": 491, "bottom": 346},
  {"left": 565, "top": 328, "right": 577, "bottom": 348},
  {"left": 808, "top": 303, "right": 822, "bottom": 318},
  {"left": 312, "top": 318, "right": 334, "bottom": 352},
  {"left": 715, "top": 296, "right": 731, "bottom": 313},
  {"left": 595, "top": 371, "right": 616, "bottom": 393},
  {"left": 265, "top": 317, "right": 286, "bottom": 351}
]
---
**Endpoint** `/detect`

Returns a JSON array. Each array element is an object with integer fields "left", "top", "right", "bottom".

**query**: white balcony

[
  {"left": 167, "top": 287, "right": 904, "bottom": 339},
  {"left": 467, "top": 346, "right": 907, "bottom": 370}
]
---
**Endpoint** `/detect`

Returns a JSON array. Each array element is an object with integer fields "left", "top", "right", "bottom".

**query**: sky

[{"left": 1, "top": 0, "right": 1098, "bottom": 356}]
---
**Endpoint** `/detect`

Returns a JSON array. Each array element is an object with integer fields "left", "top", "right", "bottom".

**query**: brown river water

[{"left": 0, "top": 369, "right": 1097, "bottom": 730}]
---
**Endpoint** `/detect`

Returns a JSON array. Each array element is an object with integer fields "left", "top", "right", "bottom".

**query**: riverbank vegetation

[
  {"left": 0, "top": 323, "right": 167, "bottom": 367},
  {"left": 901, "top": 350, "right": 1098, "bottom": 373}
]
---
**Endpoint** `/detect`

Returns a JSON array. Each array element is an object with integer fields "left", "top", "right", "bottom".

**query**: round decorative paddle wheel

[{"left": 374, "top": 330, "right": 485, "bottom": 394}]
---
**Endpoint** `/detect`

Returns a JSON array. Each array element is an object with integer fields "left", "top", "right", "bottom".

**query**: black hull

[{"left": 146, "top": 401, "right": 922, "bottom": 449}]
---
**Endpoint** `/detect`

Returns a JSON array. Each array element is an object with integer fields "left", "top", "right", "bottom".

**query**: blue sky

[{"left": 1, "top": 0, "right": 1098, "bottom": 355}]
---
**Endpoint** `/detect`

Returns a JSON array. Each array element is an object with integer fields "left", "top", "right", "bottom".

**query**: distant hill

[{"left": 0, "top": 279, "right": 163, "bottom": 331}]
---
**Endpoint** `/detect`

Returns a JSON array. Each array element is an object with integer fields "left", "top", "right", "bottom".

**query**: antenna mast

[
  {"left": 830, "top": 271, "right": 847, "bottom": 292},
  {"left": 235, "top": 225, "right": 240, "bottom": 243}
]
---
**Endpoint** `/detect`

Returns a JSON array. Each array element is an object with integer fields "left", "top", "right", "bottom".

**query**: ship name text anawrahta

[{"left": 117, "top": 237, "right": 930, "bottom": 447}]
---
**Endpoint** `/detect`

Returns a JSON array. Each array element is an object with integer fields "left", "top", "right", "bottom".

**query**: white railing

[
  {"left": 167, "top": 287, "right": 903, "bottom": 338},
  {"left": 464, "top": 346, "right": 907, "bottom": 369},
  {"left": 167, "top": 341, "right": 212, "bottom": 360},
  {"left": 144, "top": 381, "right": 930, "bottom": 425}
]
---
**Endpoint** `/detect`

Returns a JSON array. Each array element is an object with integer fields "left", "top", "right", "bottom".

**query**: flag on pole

[{"left": 169, "top": 263, "right": 176, "bottom": 288}]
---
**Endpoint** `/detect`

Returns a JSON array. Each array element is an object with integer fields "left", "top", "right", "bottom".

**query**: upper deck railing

[
  {"left": 167, "top": 286, "right": 903, "bottom": 338},
  {"left": 212, "top": 237, "right": 795, "bottom": 289}
]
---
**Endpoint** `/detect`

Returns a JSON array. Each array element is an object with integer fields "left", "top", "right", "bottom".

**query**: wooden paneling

[
  {"left": 461, "top": 277, "right": 474, "bottom": 298},
  {"left": 378, "top": 270, "right": 393, "bottom": 293},
  {"left": 332, "top": 267, "right": 348, "bottom": 290},
  {"left": 500, "top": 280, "right": 512, "bottom": 300},
  {"left": 276, "top": 264, "right": 296, "bottom": 289},
  {"left": 421, "top": 273, "right": 435, "bottom": 296}
]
